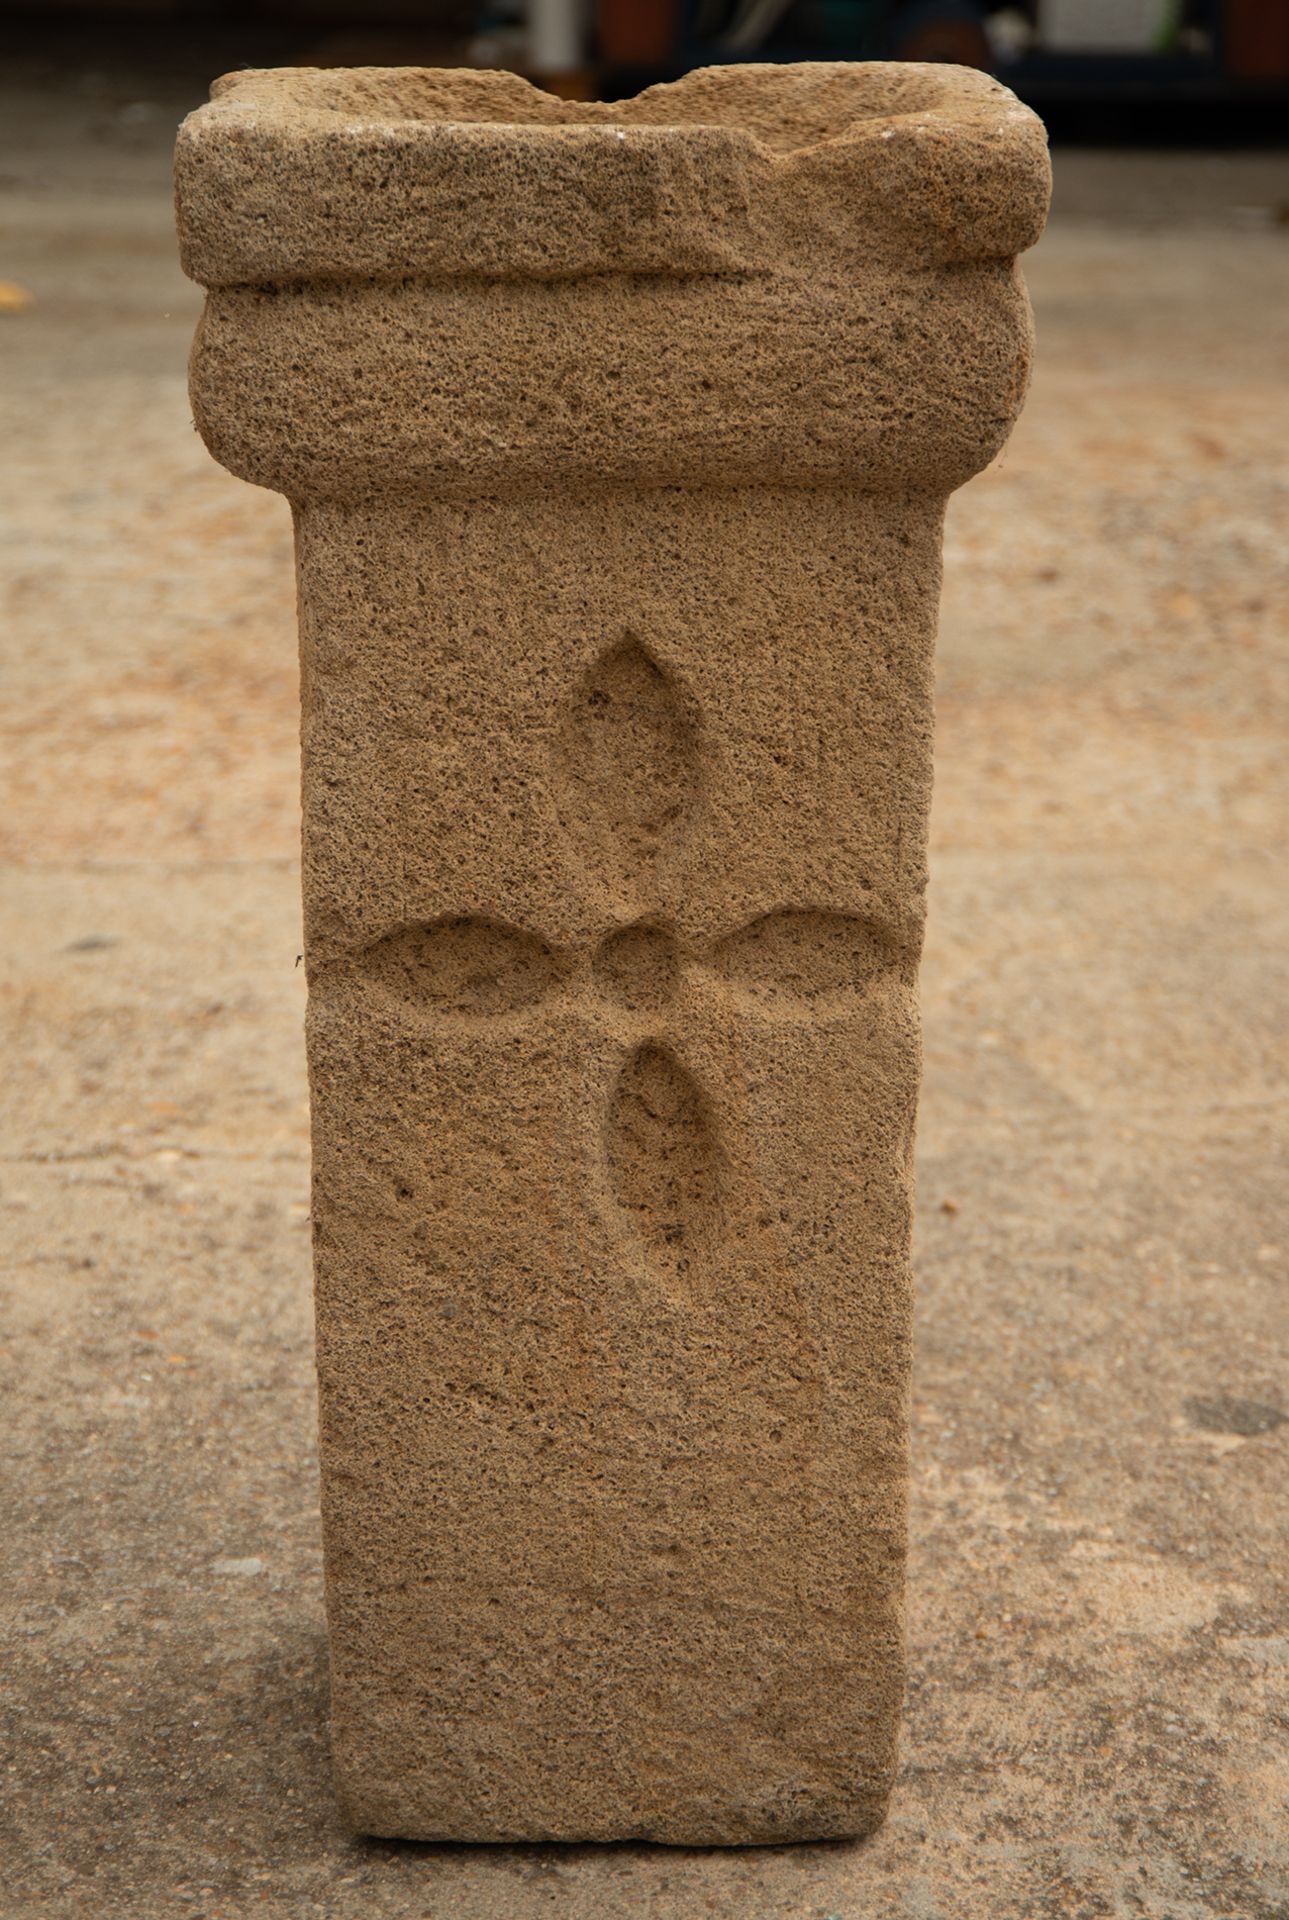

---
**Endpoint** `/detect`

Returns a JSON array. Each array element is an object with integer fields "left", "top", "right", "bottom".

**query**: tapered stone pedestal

[{"left": 176, "top": 62, "right": 1048, "bottom": 1844}]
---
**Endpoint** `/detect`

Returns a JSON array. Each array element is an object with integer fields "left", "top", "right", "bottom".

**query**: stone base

[{"left": 303, "top": 488, "right": 928, "bottom": 1842}]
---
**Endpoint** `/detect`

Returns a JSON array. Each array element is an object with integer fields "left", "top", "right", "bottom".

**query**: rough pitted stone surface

[{"left": 175, "top": 62, "right": 1049, "bottom": 1845}]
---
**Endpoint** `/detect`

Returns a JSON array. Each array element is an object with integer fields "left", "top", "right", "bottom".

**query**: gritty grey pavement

[{"left": 1, "top": 54, "right": 1287, "bottom": 1920}]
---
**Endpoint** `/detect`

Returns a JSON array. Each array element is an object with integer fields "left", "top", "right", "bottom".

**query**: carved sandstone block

[{"left": 176, "top": 63, "right": 1048, "bottom": 1844}]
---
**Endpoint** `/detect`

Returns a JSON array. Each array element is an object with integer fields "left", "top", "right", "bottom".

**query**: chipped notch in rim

[
  {"left": 175, "top": 61, "right": 1051, "bottom": 287},
  {"left": 201, "top": 61, "right": 951, "bottom": 154}
]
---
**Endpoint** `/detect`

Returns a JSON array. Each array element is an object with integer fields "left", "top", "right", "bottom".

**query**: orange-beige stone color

[{"left": 175, "top": 62, "right": 1049, "bottom": 1845}]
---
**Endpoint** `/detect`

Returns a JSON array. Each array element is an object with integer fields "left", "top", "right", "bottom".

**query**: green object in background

[{"left": 1039, "top": 0, "right": 1180, "bottom": 53}]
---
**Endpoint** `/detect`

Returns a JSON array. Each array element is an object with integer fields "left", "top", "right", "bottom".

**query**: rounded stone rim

[{"left": 176, "top": 61, "right": 1050, "bottom": 286}]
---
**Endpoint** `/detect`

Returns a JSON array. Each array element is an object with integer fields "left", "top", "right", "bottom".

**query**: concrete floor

[{"left": 2, "top": 52, "right": 1287, "bottom": 1920}]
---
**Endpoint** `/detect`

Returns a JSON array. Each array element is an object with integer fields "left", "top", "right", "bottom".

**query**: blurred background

[
  {"left": 2, "top": 6, "right": 1287, "bottom": 1918},
  {"left": 4, "top": 0, "right": 1289, "bottom": 130}
]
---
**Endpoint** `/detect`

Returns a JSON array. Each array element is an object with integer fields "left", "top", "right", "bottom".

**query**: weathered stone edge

[{"left": 175, "top": 61, "right": 1050, "bottom": 286}]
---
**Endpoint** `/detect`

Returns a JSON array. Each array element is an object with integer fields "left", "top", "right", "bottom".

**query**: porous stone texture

[{"left": 175, "top": 62, "right": 1049, "bottom": 1845}]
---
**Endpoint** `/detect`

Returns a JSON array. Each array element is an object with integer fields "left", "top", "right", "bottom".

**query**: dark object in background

[
  {"left": 885, "top": 1, "right": 991, "bottom": 66},
  {"left": 4, "top": 0, "right": 1288, "bottom": 133},
  {"left": 1225, "top": 0, "right": 1289, "bottom": 78},
  {"left": 599, "top": 0, "right": 1289, "bottom": 121}
]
